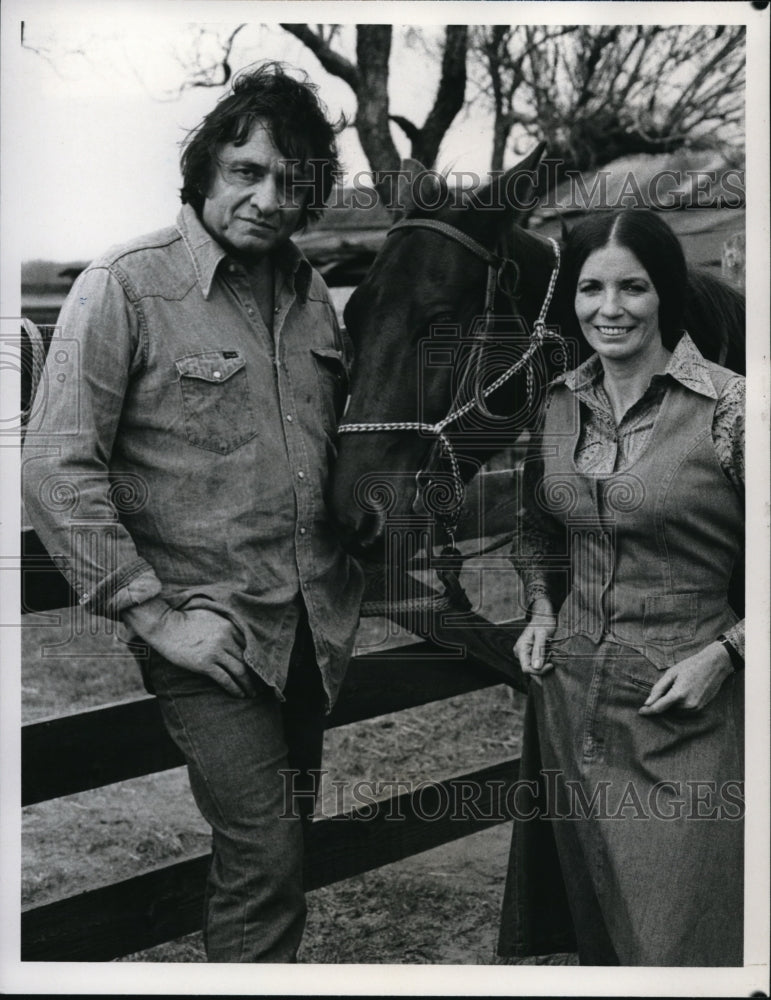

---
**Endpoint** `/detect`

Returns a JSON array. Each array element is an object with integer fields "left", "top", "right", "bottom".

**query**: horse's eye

[{"left": 427, "top": 312, "right": 456, "bottom": 329}]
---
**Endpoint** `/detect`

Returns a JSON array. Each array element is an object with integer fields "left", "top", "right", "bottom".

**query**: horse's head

[{"left": 332, "top": 144, "right": 567, "bottom": 558}]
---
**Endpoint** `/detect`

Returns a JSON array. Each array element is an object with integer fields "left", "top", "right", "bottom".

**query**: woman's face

[{"left": 574, "top": 242, "right": 663, "bottom": 365}]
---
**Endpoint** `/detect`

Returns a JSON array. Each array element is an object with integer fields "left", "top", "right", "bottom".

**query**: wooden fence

[{"left": 20, "top": 534, "right": 525, "bottom": 961}]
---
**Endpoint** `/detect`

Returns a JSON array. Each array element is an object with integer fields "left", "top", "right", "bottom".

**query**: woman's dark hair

[
  {"left": 180, "top": 61, "right": 344, "bottom": 228},
  {"left": 561, "top": 209, "right": 688, "bottom": 349}
]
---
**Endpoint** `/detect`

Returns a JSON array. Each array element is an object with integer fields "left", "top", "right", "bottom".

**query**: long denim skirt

[{"left": 498, "top": 635, "right": 744, "bottom": 966}]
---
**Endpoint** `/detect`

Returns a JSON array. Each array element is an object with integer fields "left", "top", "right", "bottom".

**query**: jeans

[
  {"left": 142, "top": 612, "right": 326, "bottom": 962},
  {"left": 533, "top": 635, "right": 744, "bottom": 966}
]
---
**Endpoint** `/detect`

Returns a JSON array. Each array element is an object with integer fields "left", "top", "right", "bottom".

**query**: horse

[{"left": 331, "top": 146, "right": 746, "bottom": 561}]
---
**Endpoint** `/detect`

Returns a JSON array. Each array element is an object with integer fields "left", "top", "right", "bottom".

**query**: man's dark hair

[
  {"left": 180, "top": 61, "right": 343, "bottom": 228},
  {"left": 562, "top": 208, "right": 688, "bottom": 350}
]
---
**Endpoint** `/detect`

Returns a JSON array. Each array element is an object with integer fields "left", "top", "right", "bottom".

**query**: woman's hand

[
  {"left": 514, "top": 599, "right": 558, "bottom": 682},
  {"left": 638, "top": 641, "right": 734, "bottom": 716}
]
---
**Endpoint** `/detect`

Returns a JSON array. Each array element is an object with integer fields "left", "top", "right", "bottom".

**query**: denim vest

[{"left": 543, "top": 365, "right": 743, "bottom": 668}]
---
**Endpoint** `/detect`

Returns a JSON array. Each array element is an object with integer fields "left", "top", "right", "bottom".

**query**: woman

[{"left": 501, "top": 209, "right": 745, "bottom": 966}]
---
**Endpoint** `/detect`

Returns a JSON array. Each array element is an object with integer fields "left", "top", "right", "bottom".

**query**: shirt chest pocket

[
  {"left": 311, "top": 347, "right": 349, "bottom": 425},
  {"left": 175, "top": 351, "right": 258, "bottom": 454}
]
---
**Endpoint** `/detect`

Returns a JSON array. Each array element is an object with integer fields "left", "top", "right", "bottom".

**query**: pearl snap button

[{"left": 213, "top": 371, "right": 222, "bottom": 379}]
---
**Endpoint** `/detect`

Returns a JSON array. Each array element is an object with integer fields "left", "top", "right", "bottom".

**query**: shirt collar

[
  {"left": 175, "top": 204, "right": 313, "bottom": 301},
  {"left": 273, "top": 238, "right": 313, "bottom": 301},
  {"left": 552, "top": 331, "right": 719, "bottom": 400},
  {"left": 660, "top": 331, "right": 720, "bottom": 399}
]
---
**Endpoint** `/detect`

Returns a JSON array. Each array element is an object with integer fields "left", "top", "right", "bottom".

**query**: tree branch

[
  {"left": 664, "top": 28, "right": 743, "bottom": 127},
  {"left": 280, "top": 23, "right": 360, "bottom": 92},
  {"left": 185, "top": 23, "right": 246, "bottom": 90},
  {"left": 411, "top": 25, "right": 468, "bottom": 166},
  {"left": 389, "top": 115, "right": 421, "bottom": 145}
]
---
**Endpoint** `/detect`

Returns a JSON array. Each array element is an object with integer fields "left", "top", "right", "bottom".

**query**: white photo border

[{"left": 1, "top": 1, "right": 768, "bottom": 995}]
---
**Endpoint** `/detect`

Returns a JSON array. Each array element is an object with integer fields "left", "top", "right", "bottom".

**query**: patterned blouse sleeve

[
  {"left": 713, "top": 374, "right": 745, "bottom": 658},
  {"left": 713, "top": 375, "right": 744, "bottom": 495}
]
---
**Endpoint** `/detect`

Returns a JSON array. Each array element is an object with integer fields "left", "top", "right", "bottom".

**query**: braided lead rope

[
  {"left": 339, "top": 237, "right": 562, "bottom": 439},
  {"left": 339, "top": 420, "right": 435, "bottom": 434},
  {"left": 432, "top": 430, "right": 464, "bottom": 533},
  {"left": 434, "top": 237, "right": 563, "bottom": 430},
  {"left": 360, "top": 593, "right": 455, "bottom": 617},
  {"left": 527, "top": 237, "right": 563, "bottom": 408},
  {"left": 337, "top": 232, "right": 564, "bottom": 552},
  {"left": 335, "top": 423, "right": 464, "bottom": 522},
  {"left": 534, "top": 237, "right": 561, "bottom": 332}
]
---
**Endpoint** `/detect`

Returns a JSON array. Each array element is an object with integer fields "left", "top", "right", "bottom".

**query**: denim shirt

[{"left": 23, "top": 205, "right": 365, "bottom": 707}]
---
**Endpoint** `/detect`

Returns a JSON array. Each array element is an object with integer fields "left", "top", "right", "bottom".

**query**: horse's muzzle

[{"left": 332, "top": 507, "right": 388, "bottom": 561}]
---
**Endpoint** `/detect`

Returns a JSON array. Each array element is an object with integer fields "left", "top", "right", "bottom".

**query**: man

[{"left": 22, "top": 63, "right": 364, "bottom": 962}]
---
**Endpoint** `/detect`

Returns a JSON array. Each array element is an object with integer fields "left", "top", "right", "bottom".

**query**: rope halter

[{"left": 338, "top": 218, "right": 566, "bottom": 546}]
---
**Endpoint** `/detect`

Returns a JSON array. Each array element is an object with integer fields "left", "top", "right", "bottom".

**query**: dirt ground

[{"left": 21, "top": 567, "right": 577, "bottom": 966}]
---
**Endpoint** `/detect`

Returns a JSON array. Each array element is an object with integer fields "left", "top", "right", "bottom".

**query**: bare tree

[
  {"left": 472, "top": 24, "right": 745, "bottom": 173},
  {"left": 472, "top": 25, "right": 578, "bottom": 172},
  {"left": 21, "top": 21, "right": 250, "bottom": 99},
  {"left": 281, "top": 24, "right": 467, "bottom": 199}
]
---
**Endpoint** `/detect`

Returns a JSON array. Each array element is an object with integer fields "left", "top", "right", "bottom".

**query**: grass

[{"left": 21, "top": 608, "right": 143, "bottom": 722}]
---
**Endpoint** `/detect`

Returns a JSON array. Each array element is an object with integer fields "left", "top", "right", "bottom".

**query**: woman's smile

[{"left": 594, "top": 324, "right": 634, "bottom": 335}]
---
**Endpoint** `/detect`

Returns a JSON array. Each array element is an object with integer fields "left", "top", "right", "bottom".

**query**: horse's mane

[{"left": 684, "top": 269, "right": 745, "bottom": 375}]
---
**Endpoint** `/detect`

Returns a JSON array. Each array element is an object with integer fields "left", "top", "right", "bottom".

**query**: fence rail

[
  {"left": 21, "top": 529, "right": 525, "bottom": 961},
  {"left": 22, "top": 756, "right": 519, "bottom": 962},
  {"left": 22, "top": 636, "right": 517, "bottom": 807}
]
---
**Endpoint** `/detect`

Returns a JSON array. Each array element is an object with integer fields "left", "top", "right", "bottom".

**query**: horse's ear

[
  {"left": 510, "top": 141, "right": 547, "bottom": 178},
  {"left": 503, "top": 141, "right": 547, "bottom": 221},
  {"left": 392, "top": 158, "right": 446, "bottom": 218},
  {"left": 474, "top": 141, "right": 547, "bottom": 226},
  {"left": 394, "top": 159, "right": 425, "bottom": 217},
  {"left": 559, "top": 215, "right": 572, "bottom": 241}
]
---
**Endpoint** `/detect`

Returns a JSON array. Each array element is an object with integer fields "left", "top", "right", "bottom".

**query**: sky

[
  {"left": 6, "top": 15, "right": 499, "bottom": 262},
  {"left": 2, "top": 0, "right": 760, "bottom": 265}
]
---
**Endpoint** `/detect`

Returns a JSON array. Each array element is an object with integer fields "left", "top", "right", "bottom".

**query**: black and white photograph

[{"left": 1, "top": 1, "right": 768, "bottom": 995}]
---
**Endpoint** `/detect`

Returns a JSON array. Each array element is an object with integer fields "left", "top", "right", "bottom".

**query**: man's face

[{"left": 201, "top": 119, "right": 305, "bottom": 261}]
